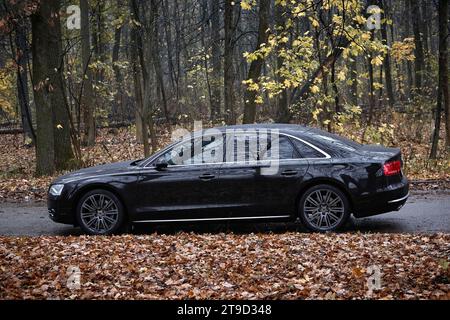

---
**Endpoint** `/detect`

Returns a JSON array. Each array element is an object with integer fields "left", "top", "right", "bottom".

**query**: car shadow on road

[
  {"left": 50, "top": 217, "right": 412, "bottom": 236},
  {"left": 129, "top": 217, "right": 407, "bottom": 235}
]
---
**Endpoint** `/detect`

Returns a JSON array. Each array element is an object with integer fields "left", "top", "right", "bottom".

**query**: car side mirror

[{"left": 155, "top": 159, "right": 168, "bottom": 171}]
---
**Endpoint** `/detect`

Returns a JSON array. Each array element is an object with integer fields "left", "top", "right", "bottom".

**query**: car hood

[{"left": 52, "top": 160, "right": 137, "bottom": 184}]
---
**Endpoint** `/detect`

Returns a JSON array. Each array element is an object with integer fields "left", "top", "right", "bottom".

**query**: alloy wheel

[
  {"left": 80, "top": 193, "right": 119, "bottom": 234},
  {"left": 303, "top": 189, "right": 345, "bottom": 231}
]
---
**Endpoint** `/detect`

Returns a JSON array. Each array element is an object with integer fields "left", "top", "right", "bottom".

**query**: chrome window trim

[
  {"left": 141, "top": 130, "right": 331, "bottom": 169},
  {"left": 281, "top": 133, "right": 331, "bottom": 159}
]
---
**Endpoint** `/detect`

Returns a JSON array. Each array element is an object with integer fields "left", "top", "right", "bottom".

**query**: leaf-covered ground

[{"left": 0, "top": 233, "right": 449, "bottom": 300}]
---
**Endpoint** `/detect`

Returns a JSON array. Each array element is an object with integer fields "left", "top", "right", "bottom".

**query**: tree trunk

[
  {"left": 31, "top": 6, "right": 55, "bottom": 175},
  {"left": 14, "top": 22, "right": 35, "bottom": 145},
  {"left": 130, "top": 17, "right": 143, "bottom": 144},
  {"left": 404, "top": 0, "right": 413, "bottom": 99},
  {"left": 80, "top": 0, "right": 96, "bottom": 146},
  {"left": 150, "top": 0, "right": 170, "bottom": 125},
  {"left": 112, "top": 15, "right": 124, "bottom": 123},
  {"left": 243, "top": 0, "right": 270, "bottom": 124},
  {"left": 350, "top": 57, "right": 358, "bottom": 106},
  {"left": 161, "top": 1, "right": 176, "bottom": 90},
  {"left": 431, "top": 0, "right": 449, "bottom": 156},
  {"left": 210, "top": 0, "right": 221, "bottom": 121},
  {"left": 379, "top": 0, "right": 394, "bottom": 107},
  {"left": 49, "top": 1, "right": 74, "bottom": 170},
  {"left": 330, "top": 59, "right": 340, "bottom": 113},
  {"left": 130, "top": 0, "right": 149, "bottom": 156},
  {"left": 31, "top": 0, "right": 74, "bottom": 175},
  {"left": 275, "top": 3, "right": 290, "bottom": 123},
  {"left": 362, "top": 55, "right": 376, "bottom": 143},
  {"left": 411, "top": 0, "right": 424, "bottom": 94},
  {"left": 224, "top": 0, "right": 235, "bottom": 124}
]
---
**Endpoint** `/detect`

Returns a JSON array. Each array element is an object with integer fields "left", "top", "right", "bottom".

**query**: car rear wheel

[
  {"left": 299, "top": 184, "right": 350, "bottom": 232},
  {"left": 76, "top": 189, "right": 125, "bottom": 235}
]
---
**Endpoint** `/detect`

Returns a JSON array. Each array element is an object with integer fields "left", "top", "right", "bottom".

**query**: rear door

[{"left": 217, "top": 132, "right": 309, "bottom": 218}]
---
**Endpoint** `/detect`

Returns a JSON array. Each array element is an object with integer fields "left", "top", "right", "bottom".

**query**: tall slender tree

[
  {"left": 431, "top": 0, "right": 449, "bottom": 157},
  {"left": 13, "top": 20, "right": 35, "bottom": 144},
  {"left": 379, "top": 0, "right": 394, "bottom": 107},
  {"left": 410, "top": 0, "right": 424, "bottom": 94},
  {"left": 210, "top": 0, "right": 221, "bottom": 121},
  {"left": 243, "top": 0, "right": 270, "bottom": 124},
  {"left": 224, "top": 0, "right": 235, "bottom": 124},
  {"left": 80, "top": 0, "right": 95, "bottom": 146}
]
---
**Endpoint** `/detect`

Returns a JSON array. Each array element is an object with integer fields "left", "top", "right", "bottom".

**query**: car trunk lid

[{"left": 358, "top": 144, "right": 404, "bottom": 184}]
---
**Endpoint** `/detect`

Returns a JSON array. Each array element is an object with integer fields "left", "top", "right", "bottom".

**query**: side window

[
  {"left": 225, "top": 134, "right": 253, "bottom": 162},
  {"left": 291, "top": 138, "right": 325, "bottom": 158},
  {"left": 155, "top": 135, "right": 224, "bottom": 166},
  {"left": 271, "top": 136, "right": 298, "bottom": 160},
  {"left": 156, "top": 140, "right": 191, "bottom": 165},
  {"left": 224, "top": 133, "right": 299, "bottom": 162},
  {"left": 225, "top": 133, "right": 266, "bottom": 163},
  {"left": 191, "top": 135, "right": 224, "bottom": 164}
]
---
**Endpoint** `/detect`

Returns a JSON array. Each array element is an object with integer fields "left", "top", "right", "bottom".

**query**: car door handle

[
  {"left": 199, "top": 173, "right": 215, "bottom": 180},
  {"left": 281, "top": 170, "right": 298, "bottom": 176}
]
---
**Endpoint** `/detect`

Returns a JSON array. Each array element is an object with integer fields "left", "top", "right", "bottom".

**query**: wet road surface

[{"left": 0, "top": 191, "right": 448, "bottom": 236}]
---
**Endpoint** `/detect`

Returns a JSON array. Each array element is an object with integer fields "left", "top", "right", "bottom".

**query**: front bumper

[
  {"left": 353, "top": 177, "right": 409, "bottom": 218},
  {"left": 48, "top": 194, "right": 75, "bottom": 225}
]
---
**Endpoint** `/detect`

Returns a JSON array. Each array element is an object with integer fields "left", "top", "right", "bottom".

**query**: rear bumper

[
  {"left": 353, "top": 177, "right": 409, "bottom": 218},
  {"left": 387, "top": 192, "right": 409, "bottom": 204}
]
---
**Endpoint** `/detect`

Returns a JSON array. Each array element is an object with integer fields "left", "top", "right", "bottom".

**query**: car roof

[
  {"left": 202, "top": 123, "right": 312, "bottom": 135},
  {"left": 199, "top": 123, "right": 362, "bottom": 153}
]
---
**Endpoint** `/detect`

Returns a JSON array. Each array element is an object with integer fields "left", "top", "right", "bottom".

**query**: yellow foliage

[
  {"left": 310, "top": 85, "right": 320, "bottom": 94},
  {"left": 391, "top": 39, "right": 416, "bottom": 62},
  {"left": 0, "top": 64, "right": 16, "bottom": 118},
  {"left": 337, "top": 70, "right": 346, "bottom": 81},
  {"left": 371, "top": 56, "right": 384, "bottom": 66},
  {"left": 310, "top": 17, "right": 320, "bottom": 28},
  {"left": 254, "top": 95, "right": 264, "bottom": 104},
  {"left": 240, "top": 0, "right": 254, "bottom": 10},
  {"left": 312, "top": 108, "right": 323, "bottom": 121},
  {"left": 242, "top": 79, "right": 259, "bottom": 92}
]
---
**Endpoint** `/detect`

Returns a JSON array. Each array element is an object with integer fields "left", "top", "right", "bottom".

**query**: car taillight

[{"left": 383, "top": 160, "right": 401, "bottom": 176}]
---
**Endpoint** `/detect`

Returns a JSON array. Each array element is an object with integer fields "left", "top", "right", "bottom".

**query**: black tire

[
  {"left": 76, "top": 189, "right": 125, "bottom": 235},
  {"left": 298, "top": 184, "right": 350, "bottom": 232}
]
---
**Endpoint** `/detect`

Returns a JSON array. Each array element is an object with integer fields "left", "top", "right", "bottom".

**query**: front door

[{"left": 135, "top": 134, "right": 226, "bottom": 221}]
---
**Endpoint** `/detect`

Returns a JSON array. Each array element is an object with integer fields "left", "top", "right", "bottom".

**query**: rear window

[{"left": 305, "top": 129, "right": 361, "bottom": 152}]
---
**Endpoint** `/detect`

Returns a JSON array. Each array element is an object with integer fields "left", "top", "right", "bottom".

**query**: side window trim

[
  {"left": 142, "top": 131, "right": 331, "bottom": 168},
  {"left": 283, "top": 133, "right": 331, "bottom": 159}
]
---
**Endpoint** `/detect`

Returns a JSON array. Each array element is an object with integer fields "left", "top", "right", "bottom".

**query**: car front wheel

[
  {"left": 299, "top": 184, "right": 350, "bottom": 232},
  {"left": 76, "top": 189, "right": 125, "bottom": 235}
]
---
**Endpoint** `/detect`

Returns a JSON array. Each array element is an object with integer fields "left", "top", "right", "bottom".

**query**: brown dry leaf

[{"left": 0, "top": 233, "right": 449, "bottom": 300}]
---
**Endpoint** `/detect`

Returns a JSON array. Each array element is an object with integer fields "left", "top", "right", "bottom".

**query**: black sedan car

[{"left": 48, "top": 124, "right": 409, "bottom": 234}]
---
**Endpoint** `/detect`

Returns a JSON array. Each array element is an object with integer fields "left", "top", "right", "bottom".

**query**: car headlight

[{"left": 49, "top": 184, "right": 64, "bottom": 196}]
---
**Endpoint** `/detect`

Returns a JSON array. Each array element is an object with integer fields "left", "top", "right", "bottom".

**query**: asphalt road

[{"left": 0, "top": 191, "right": 448, "bottom": 236}]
